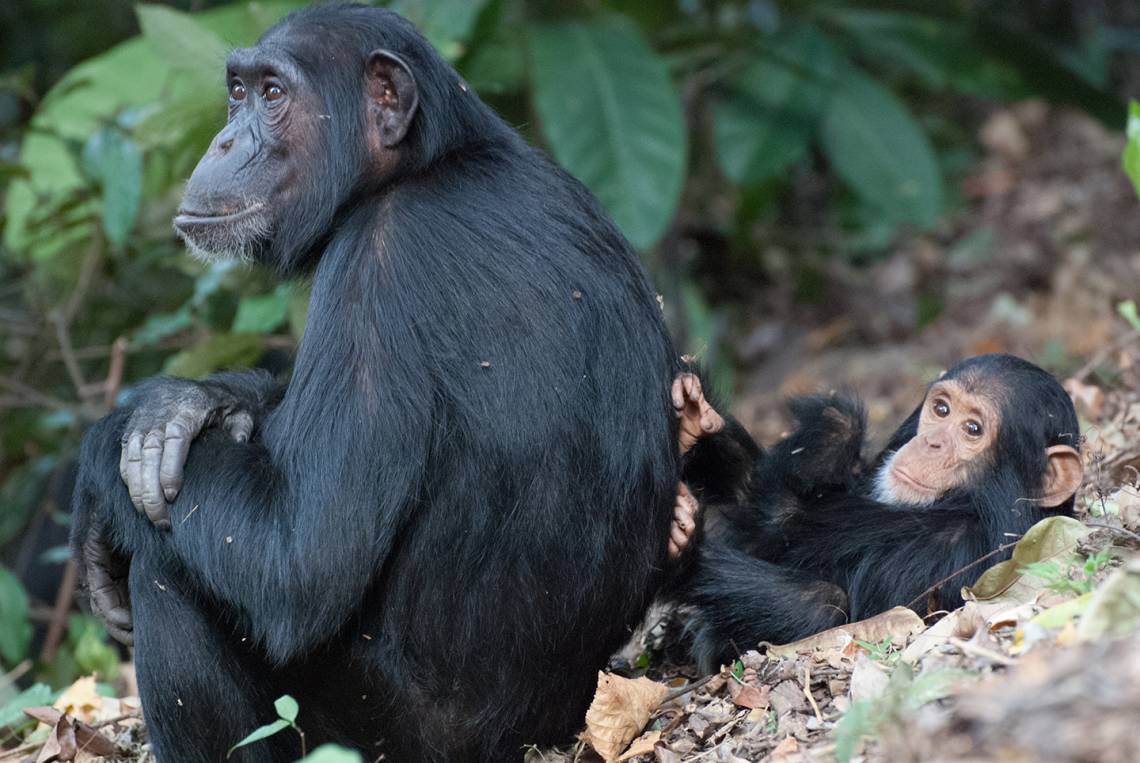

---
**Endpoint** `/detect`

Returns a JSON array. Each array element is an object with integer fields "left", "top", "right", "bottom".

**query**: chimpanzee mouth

[
  {"left": 174, "top": 203, "right": 265, "bottom": 228},
  {"left": 891, "top": 467, "right": 937, "bottom": 494}
]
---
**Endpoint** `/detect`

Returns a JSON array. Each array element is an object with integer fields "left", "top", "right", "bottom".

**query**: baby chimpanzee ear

[{"left": 1040, "top": 444, "right": 1083, "bottom": 507}]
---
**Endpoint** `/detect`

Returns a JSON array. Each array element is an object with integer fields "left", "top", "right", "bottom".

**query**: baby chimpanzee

[{"left": 671, "top": 354, "right": 1083, "bottom": 671}]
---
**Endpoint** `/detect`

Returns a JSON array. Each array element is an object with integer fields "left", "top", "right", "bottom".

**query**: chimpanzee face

[
  {"left": 172, "top": 36, "right": 419, "bottom": 266},
  {"left": 873, "top": 377, "right": 1082, "bottom": 508}
]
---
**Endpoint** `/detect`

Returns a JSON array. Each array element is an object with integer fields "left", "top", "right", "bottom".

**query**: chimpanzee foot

[
  {"left": 672, "top": 373, "right": 725, "bottom": 455},
  {"left": 668, "top": 483, "right": 699, "bottom": 559}
]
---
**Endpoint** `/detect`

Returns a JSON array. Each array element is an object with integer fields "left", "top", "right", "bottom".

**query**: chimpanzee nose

[{"left": 218, "top": 136, "right": 234, "bottom": 153}]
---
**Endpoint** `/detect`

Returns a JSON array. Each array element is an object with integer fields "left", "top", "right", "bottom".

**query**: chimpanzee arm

[
  {"left": 73, "top": 251, "right": 432, "bottom": 664},
  {"left": 681, "top": 414, "right": 761, "bottom": 505},
  {"left": 774, "top": 496, "right": 1006, "bottom": 620},
  {"left": 764, "top": 393, "right": 866, "bottom": 495},
  {"left": 683, "top": 541, "right": 848, "bottom": 672}
]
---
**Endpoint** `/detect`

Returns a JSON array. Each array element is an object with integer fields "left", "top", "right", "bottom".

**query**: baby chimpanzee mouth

[{"left": 891, "top": 467, "right": 938, "bottom": 493}]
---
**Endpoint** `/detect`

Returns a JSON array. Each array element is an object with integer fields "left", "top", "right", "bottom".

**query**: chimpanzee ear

[
  {"left": 1040, "top": 444, "right": 1083, "bottom": 507},
  {"left": 366, "top": 49, "right": 419, "bottom": 149}
]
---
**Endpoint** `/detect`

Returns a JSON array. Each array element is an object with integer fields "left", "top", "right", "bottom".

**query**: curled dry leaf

[
  {"left": 1063, "top": 377, "right": 1105, "bottom": 419},
  {"left": 24, "top": 707, "right": 122, "bottom": 759},
  {"left": 768, "top": 606, "right": 924, "bottom": 658},
  {"left": 580, "top": 672, "right": 668, "bottom": 763},
  {"left": 617, "top": 730, "right": 661, "bottom": 762},
  {"left": 728, "top": 681, "right": 769, "bottom": 710}
]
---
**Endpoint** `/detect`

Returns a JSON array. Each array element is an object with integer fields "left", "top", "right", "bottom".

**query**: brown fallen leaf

[
  {"left": 728, "top": 681, "right": 769, "bottom": 710},
  {"left": 617, "top": 730, "right": 661, "bottom": 762},
  {"left": 580, "top": 672, "right": 668, "bottom": 763},
  {"left": 24, "top": 707, "right": 122, "bottom": 758},
  {"left": 35, "top": 714, "right": 77, "bottom": 763},
  {"left": 769, "top": 735, "right": 800, "bottom": 760},
  {"left": 1063, "top": 377, "right": 1105, "bottom": 419},
  {"left": 768, "top": 607, "right": 925, "bottom": 658}
]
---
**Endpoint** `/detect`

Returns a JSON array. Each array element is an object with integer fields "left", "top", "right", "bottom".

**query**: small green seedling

[
  {"left": 854, "top": 636, "right": 898, "bottom": 664},
  {"left": 228, "top": 695, "right": 306, "bottom": 758},
  {"left": 1020, "top": 549, "right": 1112, "bottom": 596}
]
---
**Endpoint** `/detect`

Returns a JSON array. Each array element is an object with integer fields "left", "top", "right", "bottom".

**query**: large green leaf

[
  {"left": 820, "top": 66, "right": 943, "bottom": 227},
  {"left": 713, "top": 26, "right": 837, "bottom": 186},
  {"left": 163, "top": 333, "right": 265, "bottom": 378},
  {"left": 529, "top": 16, "right": 686, "bottom": 250},
  {"left": 822, "top": 9, "right": 1025, "bottom": 98},
  {"left": 136, "top": 4, "right": 229, "bottom": 79},
  {"left": 0, "top": 566, "right": 32, "bottom": 667},
  {"left": 389, "top": 0, "right": 490, "bottom": 61},
  {"left": 81, "top": 128, "right": 144, "bottom": 247},
  {"left": 232, "top": 285, "right": 292, "bottom": 334}
]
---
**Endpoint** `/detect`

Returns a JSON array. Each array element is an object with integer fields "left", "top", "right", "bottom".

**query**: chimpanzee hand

[
  {"left": 673, "top": 373, "right": 725, "bottom": 455},
  {"left": 80, "top": 524, "right": 133, "bottom": 645},
  {"left": 778, "top": 394, "right": 866, "bottom": 491},
  {"left": 120, "top": 379, "right": 254, "bottom": 527}
]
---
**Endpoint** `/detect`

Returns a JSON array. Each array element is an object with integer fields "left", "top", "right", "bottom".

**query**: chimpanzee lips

[
  {"left": 891, "top": 467, "right": 938, "bottom": 494},
  {"left": 174, "top": 203, "right": 265, "bottom": 230}
]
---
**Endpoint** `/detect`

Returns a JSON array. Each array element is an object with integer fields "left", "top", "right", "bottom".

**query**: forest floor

[
  {"left": 8, "top": 102, "right": 1140, "bottom": 763},
  {"left": 532, "top": 102, "right": 1140, "bottom": 763}
]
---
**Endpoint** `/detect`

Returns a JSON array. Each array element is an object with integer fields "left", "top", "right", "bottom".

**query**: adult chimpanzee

[
  {"left": 674, "top": 354, "right": 1083, "bottom": 671},
  {"left": 70, "top": 5, "right": 683, "bottom": 760}
]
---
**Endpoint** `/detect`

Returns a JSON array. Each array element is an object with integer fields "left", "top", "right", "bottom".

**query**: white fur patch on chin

[{"left": 871, "top": 451, "right": 937, "bottom": 507}]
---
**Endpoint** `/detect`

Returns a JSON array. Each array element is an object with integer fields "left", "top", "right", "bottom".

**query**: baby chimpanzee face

[
  {"left": 873, "top": 369, "right": 1081, "bottom": 509},
  {"left": 874, "top": 380, "right": 999, "bottom": 505}
]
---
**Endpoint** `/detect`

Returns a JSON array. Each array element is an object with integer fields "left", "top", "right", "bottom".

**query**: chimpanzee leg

[{"left": 128, "top": 554, "right": 298, "bottom": 763}]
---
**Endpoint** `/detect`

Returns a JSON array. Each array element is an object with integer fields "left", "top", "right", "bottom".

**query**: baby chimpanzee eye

[
  {"left": 964, "top": 420, "right": 983, "bottom": 438},
  {"left": 229, "top": 81, "right": 247, "bottom": 101},
  {"left": 933, "top": 400, "right": 950, "bottom": 417}
]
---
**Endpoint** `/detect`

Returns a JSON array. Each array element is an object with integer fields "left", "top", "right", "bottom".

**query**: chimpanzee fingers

[
  {"left": 124, "top": 433, "right": 146, "bottom": 514},
  {"left": 159, "top": 419, "right": 193, "bottom": 504},
  {"left": 223, "top": 410, "right": 254, "bottom": 443},
  {"left": 683, "top": 374, "right": 701, "bottom": 404},
  {"left": 671, "top": 377, "right": 685, "bottom": 413},
  {"left": 140, "top": 430, "right": 170, "bottom": 526}
]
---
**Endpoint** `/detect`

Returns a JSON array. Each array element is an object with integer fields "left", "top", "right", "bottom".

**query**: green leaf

[
  {"left": 134, "top": 306, "right": 194, "bottom": 346},
  {"left": 1120, "top": 299, "right": 1140, "bottom": 331},
  {"left": 274, "top": 694, "right": 299, "bottom": 723},
  {"left": 163, "top": 333, "right": 265, "bottom": 378},
  {"left": 820, "top": 66, "right": 943, "bottom": 227},
  {"left": 227, "top": 718, "right": 290, "bottom": 757},
  {"left": 966, "top": 516, "right": 1092, "bottom": 601},
  {"left": 1124, "top": 101, "right": 1140, "bottom": 199},
  {"left": 0, "top": 684, "right": 55, "bottom": 729},
  {"left": 389, "top": 0, "right": 490, "bottom": 61},
  {"left": 529, "top": 16, "right": 686, "bottom": 250},
  {"left": 233, "top": 285, "right": 292, "bottom": 334},
  {"left": 81, "top": 128, "right": 143, "bottom": 247},
  {"left": 136, "top": 4, "right": 229, "bottom": 78},
  {"left": 0, "top": 566, "right": 32, "bottom": 666},
  {"left": 298, "top": 745, "right": 364, "bottom": 763},
  {"left": 713, "top": 26, "right": 837, "bottom": 186},
  {"left": 288, "top": 283, "right": 312, "bottom": 340},
  {"left": 833, "top": 699, "right": 874, "bottom": 763}
]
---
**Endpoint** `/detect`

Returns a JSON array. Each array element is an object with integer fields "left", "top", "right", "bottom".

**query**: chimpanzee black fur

[
  {"left": 70, "top": 5, "right": 680, "bottom": 760},
  {"left": 679, "top": 354, "right": 1081, "bottom": 671}
]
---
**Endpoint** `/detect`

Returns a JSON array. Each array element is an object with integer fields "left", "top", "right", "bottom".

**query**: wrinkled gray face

[{"left": 174, "top": 45, "right": 315, "bottom": 261}]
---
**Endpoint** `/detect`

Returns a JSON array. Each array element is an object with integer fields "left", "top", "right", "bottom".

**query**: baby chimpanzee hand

[{"left": 672, "top": 373, "right": 724, "bottom": 456}]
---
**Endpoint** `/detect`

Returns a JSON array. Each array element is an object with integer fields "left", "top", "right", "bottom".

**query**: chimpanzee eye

[
  {"left": 264, "top": 83, "right": 286, "bottom": 102},
  {"left": 229, "top": 81, "right": 247, "bottom": 101},
  {"left": 932, "top": 400, "right": 950, "bottom": 417},
  {"left": 964, "top": 420, "right": 983, "bottom": 438}
]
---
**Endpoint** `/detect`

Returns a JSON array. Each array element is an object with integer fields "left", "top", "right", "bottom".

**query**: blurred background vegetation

[{"left": 1, "top": 0, "right": 1139, "bottom": 738}]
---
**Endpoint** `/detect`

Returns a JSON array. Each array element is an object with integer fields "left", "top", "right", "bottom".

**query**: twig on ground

[
  {"left": 948, "top": 637, "right": 1016, "bottom": 666},
  {"left": 39, "top": 559, "right": 78, "bottom": 663},
  {"left": 906, "top": 540, "right": 1021, "bottom": 610},
  {"left": 803, "top": 663, "right": 823, "bottom": 724},
  {"left": 1084, "top": 522, "right": 1140, "bottom": 544}
]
